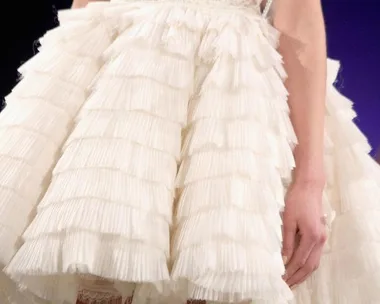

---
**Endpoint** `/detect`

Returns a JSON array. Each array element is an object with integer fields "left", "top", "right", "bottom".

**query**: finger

[
  {"left": 282, "top": 216, "right": 297, "bottom": 264},
  {"left": 286, "top": 243, "right": 324, "bottom": 287},
  {"left": 288, "top": 230, "right": 327, "bottom": 287},
  {"left": 284, "top": 233, "right": 315, "bottom": 281}
]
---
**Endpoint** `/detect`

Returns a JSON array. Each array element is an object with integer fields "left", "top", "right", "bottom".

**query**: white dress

[{"left": 0, "top": 0, "right": 380, "bottom": 303}]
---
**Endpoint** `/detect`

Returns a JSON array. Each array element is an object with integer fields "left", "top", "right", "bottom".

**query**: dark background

[{"left": 1, "top": 0, "right": 379, "bottom": 152}]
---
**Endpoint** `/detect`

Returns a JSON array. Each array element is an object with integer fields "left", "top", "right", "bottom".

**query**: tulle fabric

[{"left": 0, "top": 1, "right": 380, "bottom": 304}]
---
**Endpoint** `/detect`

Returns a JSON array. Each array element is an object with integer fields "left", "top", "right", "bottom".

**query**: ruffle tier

[
  {"left": 171, "top": 7, "right": 295, "bottom": 304},
  {"left": 4, "top": 2, "right": 188, "bottom": 303},
  {"left": 0, "top": 3, "right": 115, "bottom": 303},
  {"left": 0, "top": 1, "right": 379, "bottom": 304}
]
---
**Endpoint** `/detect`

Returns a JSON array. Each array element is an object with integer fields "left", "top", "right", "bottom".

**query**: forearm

[
  {"left": 72, "top": 0, "right": 108, "bottom": 8},
  {"left": 273, "top": 0, "right": 327, "bottom": 184}
]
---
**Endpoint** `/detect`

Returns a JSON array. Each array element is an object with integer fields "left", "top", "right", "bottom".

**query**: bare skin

[
  {"left": 272, "top": 0, "right": 327, "bottom": 289},
  {"left": 71, "top": 0, "right": 108, "bottom": 8}
]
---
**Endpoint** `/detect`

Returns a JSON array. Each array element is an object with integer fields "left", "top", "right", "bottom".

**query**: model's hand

[{"left": 281, "top": 181, "right": 327, "bottom": 288}]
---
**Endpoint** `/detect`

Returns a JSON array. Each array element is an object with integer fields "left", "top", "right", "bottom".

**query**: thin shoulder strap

[{"left": 262, "top": 0, "right": 274, "bottom": 18}]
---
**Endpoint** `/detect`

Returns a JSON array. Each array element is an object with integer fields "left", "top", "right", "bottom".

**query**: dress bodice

[
  {"left": 180, "top": 0, "right": 273, "bottom": 16},
  {"left": 112, "top": 0, "right": 273, "bottom": 11},
  {"left": 203, "top": 0, "right": 254, "bottom": 5}
]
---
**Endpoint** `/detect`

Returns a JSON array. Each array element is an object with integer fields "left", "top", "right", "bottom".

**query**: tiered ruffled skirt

[{"left": 1, "top": 1, "right": 380, "bottom": 303}]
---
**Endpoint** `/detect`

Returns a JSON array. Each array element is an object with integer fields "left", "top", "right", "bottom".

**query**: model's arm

[
  {"left": 72, "top": 0, "right": 109, "bottom": 8},
  {"left": 272, "top": 0, "right": 327, "bottom": 288},
  {"left": 274, "top": 0, "right": 326, "bottom": 184}
]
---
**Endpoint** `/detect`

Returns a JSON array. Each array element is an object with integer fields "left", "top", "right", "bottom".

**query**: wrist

[
  {"left": 292, "top": 166, "right": 325, "bottom": 188},
  {"left": 292, "top": 144, "right": 324, "bottom": 182},
  {"left": 292, "top": 154, "right": 325, "bottom": 187}
]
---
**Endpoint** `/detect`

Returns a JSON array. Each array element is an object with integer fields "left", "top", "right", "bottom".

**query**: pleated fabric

[
  {"left": 0, "top": 1, "right": 380, "bottom": 304},
  {"left": 0, "top": 4, "right": 115, "bottom": 304}
]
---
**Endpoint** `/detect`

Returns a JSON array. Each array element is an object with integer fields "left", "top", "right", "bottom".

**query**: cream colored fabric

[
  {"left": 261, "top": 0, "right": 273, "bottom": 17},
  {"left": 0, "top": 1, "right": 380, "bottom": 304}
]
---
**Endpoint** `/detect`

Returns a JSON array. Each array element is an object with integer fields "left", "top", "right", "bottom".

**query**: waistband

[{"left": 110, "top": 0, "right": 259, "bottom": 9}]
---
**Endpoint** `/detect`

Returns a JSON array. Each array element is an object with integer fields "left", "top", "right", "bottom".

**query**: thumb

[{"left": 282, "top": 217, "right": 297, "bottom": 265}]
